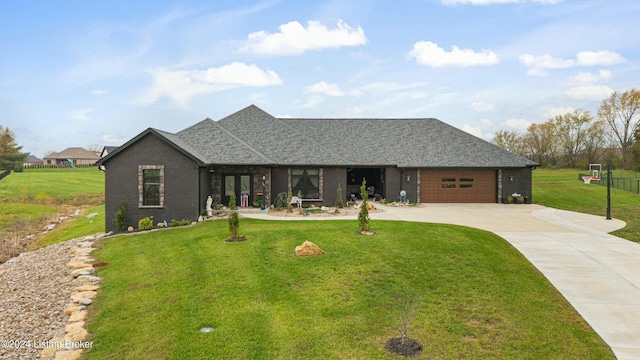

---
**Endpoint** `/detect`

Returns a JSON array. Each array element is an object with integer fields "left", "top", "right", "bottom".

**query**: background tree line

[{"left": 492, "top": 88, "right": 640, "bottom": 170}]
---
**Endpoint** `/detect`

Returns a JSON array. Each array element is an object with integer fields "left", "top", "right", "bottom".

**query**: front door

[{"left": 223, "top": 174, "right": 252, "bottom": 207}]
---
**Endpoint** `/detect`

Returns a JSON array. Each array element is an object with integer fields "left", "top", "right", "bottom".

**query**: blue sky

[{"left": 2, "top": 0, "right": 639, "bottom": 157}]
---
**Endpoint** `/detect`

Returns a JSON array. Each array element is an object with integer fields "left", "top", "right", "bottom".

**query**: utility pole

[{"left": 606, "top": 164, "right": 611, "bottom": 220}]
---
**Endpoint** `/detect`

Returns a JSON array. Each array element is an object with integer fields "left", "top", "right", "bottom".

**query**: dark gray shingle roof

[
  {"left": 102, "top": 104, "right": 537, "bottom": 168},
  {"left": 176, "top": 118, "right": 274, "bottom": 165},
  {"left": 215, "top": 105, "right": 348, "bottom": 165},
  {"left": 281, "top": 118, "right": 537, "bottom": 167}
]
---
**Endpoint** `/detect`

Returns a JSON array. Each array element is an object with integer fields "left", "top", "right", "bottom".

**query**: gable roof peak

[{"left": 218, "top": 104, "right": 273, "bottom": 122}]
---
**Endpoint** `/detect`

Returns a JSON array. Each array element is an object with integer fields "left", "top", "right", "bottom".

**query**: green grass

[
  {"left": 34, "top": 205, "right": 105, "bottom": 248},
  {"left": 0, "top": 168, "right": 105, "bottom": 254},
  {"left": 0, "top": 203, "right": 59, "bottom": 231},
  {"left": 533, "top": 168, "right": 640, "bottom": 242},
  {"left": 0, "top": 167, "right": 104, "bottom": 200},
  {"left": 85, "top": 219, "right": 613, "bottom": 360}
]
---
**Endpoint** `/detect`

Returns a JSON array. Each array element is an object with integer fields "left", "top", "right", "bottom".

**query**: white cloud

[
  {"left": 571, "top": 70, "right": 611, "bottom": 84},
  {"left": 471, "top": 101, "right": 495, "bottom": 112},
  {"left": 305, "top": 81, "right": 346, "bottom": 96},
  {"left": 462, "top": 124, "right": 483, "bottom": 138},
  {"left": 91, "top": 90, "right": 107, "bottom": 96},
  {"left": 565, "top": 85, "right": 614, "bottom": 100},
  {"left": 518, "top": 54, "right": 574, "bottom": 76},
  {"left": 69, "top": 108, "right": 92, "bottom": 121},
  {"left": 276, "top": 113, "right": 293, "bottom": 118},
  {"left": 545, "top": 107, "right": 575, "bottom": 118},
  {"left": 102, "top": 134, "right": 127, "bottom": 145},
  {"left": 576, "top": 50, "right": 625, "bottom": 66},
  {"left": 408, "top": 41, "right": 499, "bottom": 67},
  {"left": 139, "top": 62, "right": 282, "bottom": 107},
  {"left": 239, "top": 19, "right": 366, "bottom": 56},
  {"left": 520, "top": 51, "right": 625, "bottom": 76},
  {"left": 502, "top": 118, "right": 531, "bottom": 130},
  {"left": 480, "top": 118, "right": 493, "bottom": 125},
  {"left": 296, "top": 95, "right": 326, "bottom": 109}
]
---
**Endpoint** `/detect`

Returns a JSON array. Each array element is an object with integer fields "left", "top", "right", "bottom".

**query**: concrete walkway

[{"left": 240, "top": 203, "right": 640, "bottom": 359}]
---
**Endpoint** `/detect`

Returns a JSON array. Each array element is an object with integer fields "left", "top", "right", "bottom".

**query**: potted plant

[{"left": 253, "top": 195, "right": 265, "bottom": 210}]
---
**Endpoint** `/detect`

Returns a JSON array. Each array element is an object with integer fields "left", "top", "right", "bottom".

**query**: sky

[{"left": 2, "top": 0, "right": 639, "bottom": 157}]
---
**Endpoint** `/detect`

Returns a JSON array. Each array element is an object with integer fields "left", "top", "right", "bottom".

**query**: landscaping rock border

[{"left": 0, "top": 232, "right": 110, "bottom": 360}]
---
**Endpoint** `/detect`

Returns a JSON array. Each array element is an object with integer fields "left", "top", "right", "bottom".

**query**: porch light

[
  {"left": 509, "top": 175, "right": 514, "bottom": 183},
  {"left": 405, "top": 175, "right": 411, "bottom": 182}
]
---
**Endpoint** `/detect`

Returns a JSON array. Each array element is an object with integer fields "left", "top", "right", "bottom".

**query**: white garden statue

[{"left": 206, "top": 196, "right": 213, "bottom": 217}]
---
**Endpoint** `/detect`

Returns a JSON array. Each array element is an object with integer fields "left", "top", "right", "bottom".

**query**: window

[
  {"left": 460, "top": 178, "right": 473, "bottom": 188},
  {"left": 291, "top": 168, "right": 320, "bottom": 199},
  {"left": 442, "top": 177, "right": 456, "bottom": 189},
  {"left": 139, "top": 165, "right": 164, "bottom": 207}
]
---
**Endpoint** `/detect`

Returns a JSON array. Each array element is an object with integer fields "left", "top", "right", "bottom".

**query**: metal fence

[
  {"left": 23, "top": 163, "right": 98, "bottom": 169},
  {"left": 0, "top": 169, "right": 10, "bottom": 181},
  {"left": 579, "top": 173, "right": 640, "bottom": 194}
]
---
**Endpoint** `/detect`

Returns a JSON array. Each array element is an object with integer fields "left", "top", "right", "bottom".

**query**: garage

[{"left": 420, "top": 169, "right": 497, "bottom": 203}]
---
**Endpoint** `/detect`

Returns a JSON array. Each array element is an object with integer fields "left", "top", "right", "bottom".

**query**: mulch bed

[
  {"left": 384, "top": 337, "right": 423, "bottom": 358},
  {"left": 225, "top": 236, "right": 247, "bottom": 242}
]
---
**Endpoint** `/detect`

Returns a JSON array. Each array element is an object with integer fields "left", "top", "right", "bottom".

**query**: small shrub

[
  {"left": 229, "top": 193, "right": 236, "bottom": 210},
  {"left": 335, "top": 183, "right": 344, "bottom": 208},
  {"left": 138, "top": 217, "right": 153, "bottom": 231},
  {"left": 358, "top": 178, "right": 370, "bottom": 232},
  {"left": 228, "top": 210, "right": 239, "bottom": 240},
  {"left": 114, "top": 201, "right": 128, "bottom": 232}
]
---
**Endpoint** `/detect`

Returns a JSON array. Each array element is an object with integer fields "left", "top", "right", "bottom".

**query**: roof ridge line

[
  {"left": 213, "top": 119, "right": 275, "bottom": 164},
  {"left": 274, "top": 117, "right": 351, "bottom": 164}
]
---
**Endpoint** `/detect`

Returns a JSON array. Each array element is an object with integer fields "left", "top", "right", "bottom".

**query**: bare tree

[
  {"left": 524, "top": 120, "right": 558, "bottom": 166},
  {"left": 491, "top": 130, "right": 526, "bottom": 157},
  {"left": 554, "top": 109, "right": 592, "bottom": 168},
  {"left": 598, "top": 88, "right": 640, "bottom": 169},
  {"left": 85, "top": 144, "right": 101, "bottom": 152},
  {"left": 583, "top": 119, "right": 607, "bottom": 166}
]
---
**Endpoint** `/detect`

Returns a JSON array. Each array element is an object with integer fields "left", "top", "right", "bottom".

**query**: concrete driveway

[{"left": 241, "top": 203, "right": 640, "bottom": 359}]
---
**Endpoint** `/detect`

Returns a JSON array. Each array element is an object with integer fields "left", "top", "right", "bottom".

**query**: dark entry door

[{"left": 223, "top": 174, "right": 252, "bottom": 207}]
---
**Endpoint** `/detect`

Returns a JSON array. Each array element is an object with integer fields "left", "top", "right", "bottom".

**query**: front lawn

[{"left": 85, "top": 219, "right": 613, "bottom": 359}]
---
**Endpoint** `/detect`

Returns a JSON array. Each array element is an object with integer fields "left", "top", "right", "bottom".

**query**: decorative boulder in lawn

[{"left": 295, "top": 241, "right": 325, "bottom": 257}]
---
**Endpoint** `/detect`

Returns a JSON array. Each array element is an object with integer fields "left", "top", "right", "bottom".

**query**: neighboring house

[
  {"left": 44, "top": 147, "right": 100, "bottom": 166},
  {"left": 100, "top": 146, "right": 119, "bottom": 158},
  {"left": 24, "top": 155, "right": 44, "bottom": 167},
  {"left": 99, "top": 146, "right": 119, "bottom": 171},
  {"left": 97, "top": 105, "right": 537, "bottom": 232}
]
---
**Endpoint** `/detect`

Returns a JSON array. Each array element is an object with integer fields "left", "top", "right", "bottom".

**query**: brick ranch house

[{"left": 97, "top": 105, "right": 537, "bottom": 232}]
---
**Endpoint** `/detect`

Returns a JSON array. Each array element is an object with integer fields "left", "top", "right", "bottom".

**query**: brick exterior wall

[
  {"left": 501, "top": 167, "right": 533, "bottom": 203},
  {"left": 102, "top": 133, "right": 201, "bottom": 232}
]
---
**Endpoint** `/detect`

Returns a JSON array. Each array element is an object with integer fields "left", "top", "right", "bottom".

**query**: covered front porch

[{"left": 207, "top": 165, "right": 271, "bottom": 209}]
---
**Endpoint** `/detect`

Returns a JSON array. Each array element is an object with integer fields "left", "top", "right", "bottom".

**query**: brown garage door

[{"left": 420, "top": 169, "right": 496, "bottom": 203}]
